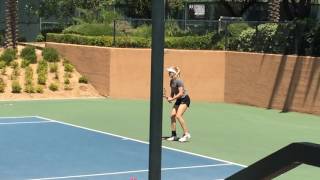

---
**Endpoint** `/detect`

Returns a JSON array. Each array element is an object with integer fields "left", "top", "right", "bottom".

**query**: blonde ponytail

[{"left": 174, "top": 66, "right": 181, "bottom": 78}]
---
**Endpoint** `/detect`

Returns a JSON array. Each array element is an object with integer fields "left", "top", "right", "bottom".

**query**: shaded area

[
  {"left": 267, "top": 55, "right": 289, "bottom": 109},
  {"left": 226, "top": 142, "right": 320, "bottom": 180},
  {"left": 282, "top": 57, "right": 304, "bottom": 112}
]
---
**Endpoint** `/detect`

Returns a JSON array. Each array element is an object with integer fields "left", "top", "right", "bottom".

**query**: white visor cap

[{"left": 166, "top": 67, "right": 177, "bottom": 74}]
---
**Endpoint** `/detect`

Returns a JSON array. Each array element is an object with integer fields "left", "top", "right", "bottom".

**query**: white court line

[
  {"left": 0, "top": 121, "right": 53, "bottom": 125},
  {"left": 35, "top": 116, "right": 246, "bottom": 168},
  {"left": 28, "top": 163, "right": 231, "bottom": 180},
  {"left": 0, "top": 116, "right": 39, "bottom": 119},
  {"left": 0, "top": 97, "right": 104, "bottom": 102}
]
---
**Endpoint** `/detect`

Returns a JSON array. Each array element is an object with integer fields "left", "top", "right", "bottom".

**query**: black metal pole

[
  {"left": 113, "top": 20, "right": 116, "bottom": 46},
  {"left": 148, "top": 0, "right": 165, "bottom": 179}
]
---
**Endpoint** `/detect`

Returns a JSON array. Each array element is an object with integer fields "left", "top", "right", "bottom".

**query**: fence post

[
  {"left": 113, "top": 20, "right": 116, "bottom": 47},
  {"left": 184, "top": 2, "right": 187, "bottom": 31},
  {"left": 255, "top": 23, "right": 259, "bottom": 52},
  {"left": 39, "top": 17, "right": 42, "bottom": 32},
  {"left": 224, "top": 21, "right": 228, "bottom": 50},
  {"left": 295, "top": 24, "right": 299, "bottom": 55}
]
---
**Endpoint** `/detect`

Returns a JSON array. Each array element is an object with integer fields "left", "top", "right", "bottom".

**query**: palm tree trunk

[
  {"left": 268, "top": 0, "right": 281, "bottom": 22},
  {"left": 4, "top": 0, "right": 19, "bottom": 49}
]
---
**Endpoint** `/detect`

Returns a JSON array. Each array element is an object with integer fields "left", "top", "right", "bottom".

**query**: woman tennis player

[{"left": 165, "top": 66, "right": 191, "bottom": 142}]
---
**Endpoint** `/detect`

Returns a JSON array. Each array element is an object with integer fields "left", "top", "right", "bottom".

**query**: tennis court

[
  {"left": 0, "top": 116, "right": 243, "bottom": 180},
  {"left": 0, "top": 99, "right": 320, "bottom": 180}
]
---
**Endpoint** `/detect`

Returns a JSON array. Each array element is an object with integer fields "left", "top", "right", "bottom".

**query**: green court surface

[{"left": 0, "top": 98, "right": 319, "bottom": 179}]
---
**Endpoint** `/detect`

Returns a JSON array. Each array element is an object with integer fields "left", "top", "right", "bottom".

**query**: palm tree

[
  {"left": 4, "top": 0, "right": 19, "bottom": 49},
  {"left": 268, "top": 0, "right": 281, "bottom": 22}
]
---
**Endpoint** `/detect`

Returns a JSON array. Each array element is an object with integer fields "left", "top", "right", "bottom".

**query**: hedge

[
  {"left": 47, "top": 33, "right": 213, "bottom": 49},
  {"left": 47, "top": 33, "right": 113, "bottom": 47}
]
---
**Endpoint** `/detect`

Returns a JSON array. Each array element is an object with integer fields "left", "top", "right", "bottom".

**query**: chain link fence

[
  {"left": 2, "top": 18, "right": 319, "bottom": 57},
  {"left": 109, "top": 18, "right": 317, "bottom": 56}
]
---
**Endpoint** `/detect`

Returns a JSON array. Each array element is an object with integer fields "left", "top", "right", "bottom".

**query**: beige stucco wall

[
  {"left": 108, "top": 48, "right": 225, "bottom": 101},
  {"left": 225, "top": 52, "right": 320, "bottom": 115},
  {"left": 46, "top": 42, "right": 319, "bottom": 115},
  {"left": 46, "top": 43, "right": 111, "bottom": 96}
]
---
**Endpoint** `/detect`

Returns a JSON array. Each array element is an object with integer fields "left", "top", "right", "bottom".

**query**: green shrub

[
  {"left": 46, "top": 33, "right": 111, "bottom": 47},
  {"left": 47, "top": 32, "right": 232, "bottom": 50},
  {"left": 165, "top": 33, "right": 213, "bottom": 50},
  {"left": 37, "top": 60, "right": 48, "bottom": 74},
  {"left": 42, "top": 48, "right": 59, "bottom": 62},
  {"left": 115, "top": 36, "right": 150, "bottom": 48},
  {"left": 255, "top": 23, "right": 279, "bottom": 52},
  {"left": 64, "top": 63, "right": 74, "bottom": 72},
  {"left": 0, "top": 48, "right": 17, "bottom": 64},
  {"left": 236, "top": 23, "right": 289, "bottom": 53},
  {"left": 238, "top": 28, "right": 256, "bottom": 52},
  {"left": 272, "top": 23, "right": 295, "bottom": 54},
  {"left": 25, "top": 66, "right": 33, "bottom": 85},
  {"left": 47, "top": 32, "right": 211, "bottom": 49},
  {"left": 37, "top": 73, "right": 47, "bottom": 85},
  {"left": 25, "top": 67, "right": 33, "bottom": 78},
  {"left": 115, "top": 20, "right": 134, "bottom": 36},
  {"left": 25, "top": 78, "right": 33, "bottom": 86},
  {"left": 286, "top": 18, "right": 316, "bottom": 56},
  {"left": 132, "top": 24, "right": 152, "bottom": 38},
  {"left": 64, "top": 78, "right": 70, "bottom": 85},
  {"left": 44, "top": 21, "right": 320, "bottom": 56},
  {"left": 37, "top": 60, "right": 48, "bottom": 85},
  {"left": 78, "top": 76, "right": 88, "bottom": 84},
  {"left": 11, "top": 81, "right": 22, "bottom": 93},
  {"left": 20, "top": 46, "right": 35, "bottom": 57},
  {"left": 0, "top": 78, "right": 6, "bottom": 93},
  {"left": 10, "top": 61, "right": 19, "bottom": 69},
  {"left": 36, "top": 34, "right": 45, "bottom": 42},
  {"left": 227, "top": 23, "right": 251, "bottom": 37},
  {"left": 37, "top": 60, "right": 48, "bottom": 72},
  {"left": 49, "top": 83, "right": 59, "bottom": 91},
  {"left": 21, "top": 59, "right": 30, "bottom": 68},
  {"left": 0, "top": 61, "right": 6, "bottom": 69},
  {"left": 226, "top": 23, "right": 251, "bottom": 50},
  {"left": 20, "top": 46, "right": 37, "bottom": 63},
  {"left": 63, "top": 23, "right": 113, "bottom": 36},
  {"left": 308, "top": 24, "right": 320, "bottom": 56},
  {"left": 47, "top": 33, "right": 113, "bottom": 47},
  {"left": 24, "top": 84, "right": 35, "bottom": 93},
  {"left": 35, "top": 85, "right": 44, "bottom": 93},
  {"left": 165, "top": 20, "right": 191, "bottom": 37},
  {"left": 49, "top": 63, "right": 58, "bottom": 73}
]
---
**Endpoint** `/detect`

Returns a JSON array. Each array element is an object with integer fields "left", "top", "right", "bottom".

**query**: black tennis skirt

[{"left": 175, "top": 95, "right": 191, "bottom": 107}]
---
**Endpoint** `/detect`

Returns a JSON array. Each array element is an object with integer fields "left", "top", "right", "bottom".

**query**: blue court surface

[{"left": 0, "top": 116, "right": 244, "bottom": 180}]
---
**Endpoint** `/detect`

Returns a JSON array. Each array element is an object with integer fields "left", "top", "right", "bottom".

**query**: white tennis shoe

[
  {"left": 178, "top": 133, "right": 191, "bottom": 142},
  {"left": 166, "top": 136, "right": 179, "bottom": 141}
]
